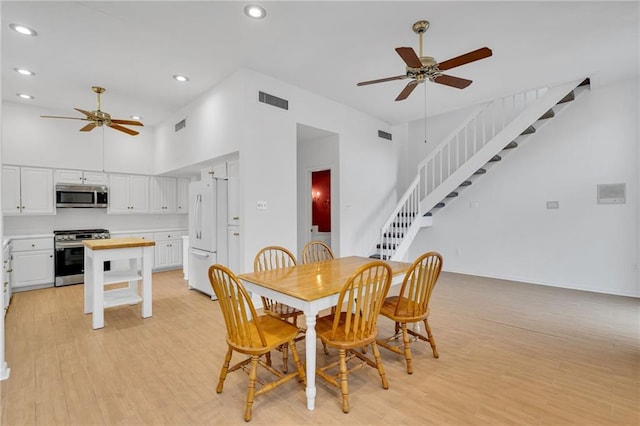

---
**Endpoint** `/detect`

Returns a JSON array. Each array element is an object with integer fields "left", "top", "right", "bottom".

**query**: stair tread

[
  {"left": 503, "top": 141, "right": 518, "bottom": 150},
  {"left": 474, "top": 168, "right": 487, "bottom": 175},
  {"left": 520, "top": 125, "right": 536, "bottom": 135},
  {"left": 557, "top": 91, "right": 575, "bottom": 104},
  {"left": 459, "top": 180, "right": 472, "bottom": 187}
]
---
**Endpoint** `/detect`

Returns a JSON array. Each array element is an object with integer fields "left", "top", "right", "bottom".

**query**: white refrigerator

[{"left": 188, "top": 178, "right": 228, "bottom": 299}]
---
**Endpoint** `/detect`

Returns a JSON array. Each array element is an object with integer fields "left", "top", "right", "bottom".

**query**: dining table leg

[{"left": 304, "top": 310, "right": 318, "bottom": 410}]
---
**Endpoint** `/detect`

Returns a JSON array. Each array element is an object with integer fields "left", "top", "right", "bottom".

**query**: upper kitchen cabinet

[
  {"left": 227, "top": 160, "right": 239, "bottom": 226},
  {"left": 55, "top": 169, "right": 107, "bottom": 185},
  {"left": 201, "top": 162, "right": 228, "bottom": 181},
  {"left": 150, "top": 177, "right": 177, "bottom": 214},
  {"left": 177, "top": 178, "right": 190, "bottom": 214},
  {"left": 108, "top": 174, "right": 149, "bottom": 214},
  {"left": 2, "top": 166, "right": 55, "bottom": 216}
]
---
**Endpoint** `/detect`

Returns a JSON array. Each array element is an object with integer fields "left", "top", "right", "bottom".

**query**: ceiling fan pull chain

[{"left": 424, "top": 84, "right": 428, "bottom": 144}]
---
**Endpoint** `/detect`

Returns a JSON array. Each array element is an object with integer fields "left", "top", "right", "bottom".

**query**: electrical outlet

[
  {"left": 256, "top": 201, "right": 268, "bottom": 210},
  {"left": 546, "top": 201, "right": 560, "bottom": 209}
]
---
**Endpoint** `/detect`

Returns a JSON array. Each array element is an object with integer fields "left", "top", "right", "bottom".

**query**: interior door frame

[{"left": 305, "top": 166, "right": 333, "bottom": 250}]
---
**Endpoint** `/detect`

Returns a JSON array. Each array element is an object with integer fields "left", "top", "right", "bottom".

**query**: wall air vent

[
  {"left": 597, "top": 183, "right": 626, "bottom": 204},
  {"left": 378, "top": 130, "right": 392, "bottom": 141},
  {"left": 175, "top": 118, "right": 187, "bottom": 132},
  {"left": 258, "top": 91, "right": 288, "bottom": 110}
]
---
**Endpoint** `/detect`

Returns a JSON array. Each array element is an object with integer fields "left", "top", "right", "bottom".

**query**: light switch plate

[
  {"left": 546, "top": 201, "right": 559, "bottom": 209},
  {"left": 257, "top": 201, "right": 268, "bottom": 210}
]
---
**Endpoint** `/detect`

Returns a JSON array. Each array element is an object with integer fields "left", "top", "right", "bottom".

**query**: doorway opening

[{"left": 311, "top": 170, "right": 331, "bottom": 247}]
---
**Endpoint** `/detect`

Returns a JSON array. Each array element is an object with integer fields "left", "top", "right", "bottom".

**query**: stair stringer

[{"left": 417, "top": 79, "right": 586, "bottom": 219}]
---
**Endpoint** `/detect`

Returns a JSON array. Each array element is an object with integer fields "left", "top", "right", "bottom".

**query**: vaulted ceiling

[{"left": 2, "top": 1, "right": 638, "bottom": 128}]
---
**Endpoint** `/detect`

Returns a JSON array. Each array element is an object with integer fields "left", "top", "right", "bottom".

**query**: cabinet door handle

[
  {"left": 232, "top": 216, "right": 239, "bottom": 220},
  {"left": 233, "top": 233, "right": 240, "bottom": 236}
]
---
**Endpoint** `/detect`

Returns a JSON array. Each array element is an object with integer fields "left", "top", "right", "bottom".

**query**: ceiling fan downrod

[
  {"left": 412, "top": 20, "right": 429, "bottom": 59},
  {"left": 92, "top": 86, "right": 105, "bottom": 111}
]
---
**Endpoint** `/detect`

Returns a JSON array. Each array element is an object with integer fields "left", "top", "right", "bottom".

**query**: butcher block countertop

[{"left": 83, "top": 237, "right": 156, "bottom": 250}]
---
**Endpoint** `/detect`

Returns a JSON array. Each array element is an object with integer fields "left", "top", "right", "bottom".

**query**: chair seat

[
  {"left": 229, "top": 315, "right": 301, "bottom": 355},
  {"left": 380, "top": 296, "right": 430, "bottom": 322},
  {"left": 316, "top": 313, "right": 377, "bottom": 349}
]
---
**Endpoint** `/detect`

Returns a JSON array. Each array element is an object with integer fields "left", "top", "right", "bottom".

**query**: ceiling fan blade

[
  {"left": 74, "top": 108, "right": 97, "bottom": 119},
  {"left": 108, "top": 123, "right": 139, "bottom": 136},
  {"left": 357, "top": 75, "right": 407, "bottom": 86},
  {"left": 433, "top": 74, "right": 473, "bottom": 89},
  {"left": 110, "top": 119, "right": 144, "bottom": 126},
  {"left": 79, "top": 123, "right": 97, "bottom": 132},
  {"left": 395, "top": 47, "right": 423, "bottom": 69},
  {"left": 395, "top": 80, "right": 420, "bottom": 101},
  {"left": 437, "top": 47, "right": 493, "bottom": 71},
  {"left": 41, "top": 115, "right": 90, "bottom": 121}
]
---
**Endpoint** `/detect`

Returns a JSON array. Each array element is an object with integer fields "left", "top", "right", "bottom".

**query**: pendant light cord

[{"left": 424, "top": 83, "right": 428, "bottom": 144}]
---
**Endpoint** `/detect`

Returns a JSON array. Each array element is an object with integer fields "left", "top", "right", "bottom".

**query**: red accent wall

[{"left": 311, "top": 170, "right": 331, "bottom": 232}]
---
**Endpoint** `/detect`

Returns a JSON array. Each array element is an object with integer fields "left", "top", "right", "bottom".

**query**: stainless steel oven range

[{"left": 54, "top": 229, "right": 110, "bottom": 286}]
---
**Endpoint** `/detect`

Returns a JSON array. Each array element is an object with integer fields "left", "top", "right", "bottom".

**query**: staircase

[{"left": 371, "top": 78, "right": 591, "bottom": 261}]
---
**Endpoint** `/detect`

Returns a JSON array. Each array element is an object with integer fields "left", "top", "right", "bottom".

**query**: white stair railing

[
  {"left": 373, "top": 79, "right": 588, "bottom": 261},
  {"left": 377, "top": 175, "right": 420, "bottom": 260},
  {"left": 418, "top": 87, "right": 548, "bottom": 200}
]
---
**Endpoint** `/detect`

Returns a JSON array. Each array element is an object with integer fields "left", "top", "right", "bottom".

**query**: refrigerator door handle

[
  {"left": 194, "top": 194, "right": 202, "bottom": 239},
  {"left": 190, "top": 249, "right": 210, "bottom": 258}
]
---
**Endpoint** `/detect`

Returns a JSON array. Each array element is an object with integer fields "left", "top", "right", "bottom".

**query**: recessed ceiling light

[
  {"left": 131, "top": 115, "right": 142, "bottom": 120},
  {"left": 244, "top": 4, "right": 267, "bottom": 19},
  {"left": 17, "top": 93, "right": 34, "bottom": 100},
  {"left": 173, "top": 74, "right": 189, "bottom": 82},
  {"left": 14, "top": 67, "right": 35, "bottom": 76},
  {"left": 9, "top": 23, "right": 37, "bottom": 36}
]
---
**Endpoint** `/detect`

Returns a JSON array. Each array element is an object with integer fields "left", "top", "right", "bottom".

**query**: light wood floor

[{"left": 1, "top": 270, "right": 638, "bottom": 425}]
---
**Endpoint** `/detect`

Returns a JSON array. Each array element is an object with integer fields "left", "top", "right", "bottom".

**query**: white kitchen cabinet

[
  {"left": 227, "top": 160, "right": 239, "bottom": 226},
  {"left": 150, "top": 177, "right": 177, "bottom": 214},
  {"left": 227, "top": 226, "right": 241, "bottom": 273},
  {"left": 2, "top": 166, "right": 21, "bottom": 216},
  {"left": 55, "top": 169, "right": 107, "bottom": 185},
  {"left": 3, "top": 243, "right": 12, "bottom": 316},
  {"left": 153, "top": 231, "right": 182, "bottom": 270},
  {"left": 2, "top": 166, "right": 55, "bottom": 216},
  {"left": 108, "top": 174, "right": 149, "bottom": 214},
  {"left": 201, "top": 162, "right": 228, "bottom": 181},
  {"left": 11, "top": 237, "right": 54, "bottom": 291},
  {"left": 176, "top": 178, "right": 190, "bottom": 214}
]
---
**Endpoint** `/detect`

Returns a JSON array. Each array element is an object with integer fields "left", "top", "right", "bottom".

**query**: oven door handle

[{"left": 55, "top": 241, "right": 85, "bottom": 249}]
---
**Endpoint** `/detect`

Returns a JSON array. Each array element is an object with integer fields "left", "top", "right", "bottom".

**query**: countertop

[{"left": 84, "top": 237, "right": 156, "bottom": 250}]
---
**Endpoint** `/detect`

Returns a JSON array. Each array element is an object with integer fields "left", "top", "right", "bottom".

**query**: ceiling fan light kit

[
  {"left": 357, "top": 20, "right": 492, "bottom": 101},
  {"left": 40, "top": 86, "right": 144, "bottom": 136}
]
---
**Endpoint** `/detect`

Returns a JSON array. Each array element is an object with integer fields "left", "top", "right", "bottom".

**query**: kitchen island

[{"left": 83, "top": 237, "right": 155, "bottom": 329}]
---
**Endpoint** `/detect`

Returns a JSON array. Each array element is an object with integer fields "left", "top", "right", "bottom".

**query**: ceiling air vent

[
  {"left": 175, "top": 118, "right": 186, "bottom": 132},
  {"left": 258, "top": 91, "right": 288, "bottom": 110},
  {"left": 378, "top": 130, "right": 392, "bottom": 141}
]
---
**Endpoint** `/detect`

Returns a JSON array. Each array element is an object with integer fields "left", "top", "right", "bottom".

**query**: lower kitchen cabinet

[
  {"left": 153, "top": 232, "right": 182, "bottom": 270},
  {"left": 11, "top": 237, "right": 54, "bottom": 292}
]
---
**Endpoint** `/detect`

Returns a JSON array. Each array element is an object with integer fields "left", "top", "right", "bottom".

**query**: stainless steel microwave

[{"left": 55, "top": 184, "right": 108, "bottom": 208}]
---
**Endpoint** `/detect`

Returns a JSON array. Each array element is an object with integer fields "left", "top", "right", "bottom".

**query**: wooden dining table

[{"left": 238, "top": 255, "right": 411, "bottom": 411}]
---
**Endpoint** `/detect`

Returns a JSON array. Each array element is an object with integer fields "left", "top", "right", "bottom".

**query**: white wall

[
  {"left": 296, "top": 129, "right": 339, "bottom": 258},
  {"left": 2, "top": 102, "right": 154, "bottom": 174},
  {"left": 1, "top": 101, "right": 186, "bottom": 234},
  {"left": 409, "top": 78, "right": 639, "bottom": 297},
  {"left": 155, "top": 68, "right": 400, "bottom": 271}
]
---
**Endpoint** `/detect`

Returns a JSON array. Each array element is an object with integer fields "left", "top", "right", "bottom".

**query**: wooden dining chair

[
  {"left": 301, "top": 240, "right": 334, "bottom": 264},
  {"left": 253, "top": 246, "right": 303, "bottom": 373},
  {"left": 208, "top": 264, "right": 306, "bottom": 422},
  {"left": 315, "top": 260, "right": 392, "bottom": 413},
  {"left": 376, "top": 251, "right": 443, "bottom": 374}
]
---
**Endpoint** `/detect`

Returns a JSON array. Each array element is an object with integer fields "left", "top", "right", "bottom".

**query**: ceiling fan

[
  {"left": 357, "top": 20, "right": 493, "bottom": 101},
  {"left": 41, "top": 86, "right": 143, "bottom": 136}
]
